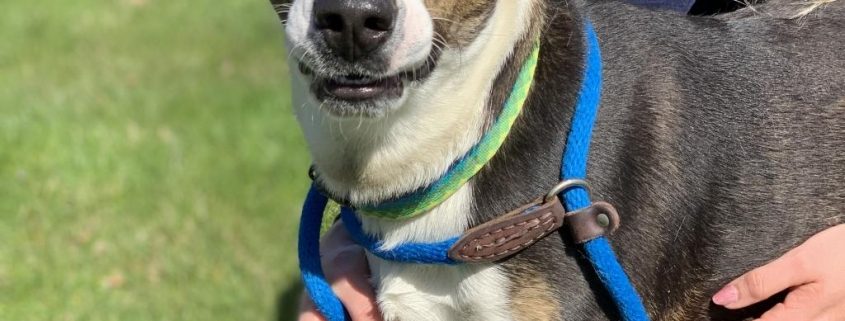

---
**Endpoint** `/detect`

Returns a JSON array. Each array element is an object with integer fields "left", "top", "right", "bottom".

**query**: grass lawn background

[{"left": 0, "top": 0, "right": 308, "bottom": 320}]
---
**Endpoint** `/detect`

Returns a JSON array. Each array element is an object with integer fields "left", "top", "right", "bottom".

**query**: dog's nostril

[
  {"left": 364, "top": 17, "right": 392, "bottom": 32},
  {"left": 316, "top": 13, "right": 345, "bottom": 32}
]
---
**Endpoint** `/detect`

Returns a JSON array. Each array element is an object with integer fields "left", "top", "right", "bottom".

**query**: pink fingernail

[{"left": 712, "top": 285, "right": 739, "bottom": 306}]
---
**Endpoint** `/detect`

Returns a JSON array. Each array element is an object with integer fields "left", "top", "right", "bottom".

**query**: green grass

[{"left": 0, "top": 0, "right": 308, "bottom": 320}]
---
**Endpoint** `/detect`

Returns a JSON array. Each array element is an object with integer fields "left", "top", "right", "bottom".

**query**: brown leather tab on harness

[
  {"left": 448, "top": 198, "right": 567, "bottom": 263},
  {"left": 565, "top": 201, "right": 620, "bottom": 244},
  {"left": 448, "top": 199, "right": 621, "bottom": 263}
]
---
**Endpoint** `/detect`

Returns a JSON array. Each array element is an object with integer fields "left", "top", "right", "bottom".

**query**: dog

[{"left": 273, "top": 0, "right": 844, "bottom": 319}]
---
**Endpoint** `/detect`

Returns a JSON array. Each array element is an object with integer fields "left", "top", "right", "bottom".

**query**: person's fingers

[
  {"left": 808, "top": 283, "right": 845, "bottom": 321},
  {"left": 298, "top": 221, "right": 382, "bottom": 321},
  {"left": 753, "top": 283, "right": 826, "bottom": 321},
  {"left": 714, "top": 225, "right": 845, "bottom": 318},
  {"left": 714, "top": 249, "right": 817, "bottom": 309},
  {"left": 812, "top": 301, "right": 845, "bottom": 321},
  {"left": 321, "top": 221, "right": 355, "bottom": 251},
  {"left": 753, "top": 303, "right": 806, "bottom": 321},
  {"left": 298, "top": 295, "right": 326, "bottom": 321},
  {"left": 323, "top": 244, "right": 382, "bottom": 321}
]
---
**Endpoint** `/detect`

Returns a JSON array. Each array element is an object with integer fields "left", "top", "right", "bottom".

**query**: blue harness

[{"left": 298, "top": 22, "right": 651, "bottom": 321}]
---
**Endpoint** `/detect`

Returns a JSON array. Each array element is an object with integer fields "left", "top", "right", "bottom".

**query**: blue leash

[
  {"left": 298, "top": 22, "right": 650, "bottom": 321},
  {"left": 298, "top": 187, "right": 349, "bottom": 321},
  {"left": 559, "top": 22, "right": 651, "bottom": 321}
]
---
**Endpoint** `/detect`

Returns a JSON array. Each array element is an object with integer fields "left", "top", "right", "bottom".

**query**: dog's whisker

[
  {"left": 431, "top": 16, "right": 459, "bottom": 25},
  {"left": 356, "top": 111, "right": 365, "bottom": 131},
  {"left": 431, "top": 32, "right": 448, "bottom": 53},
  {"left": 337, "top": 116, "right": 348, "bottom": 142},
  {"left": 273, "top": 3, "right": 294, "bottom": 16}
]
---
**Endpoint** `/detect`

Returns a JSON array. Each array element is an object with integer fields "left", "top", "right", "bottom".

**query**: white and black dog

[{"left": 274, "top": 0, "right": 844, "bottom": 319}]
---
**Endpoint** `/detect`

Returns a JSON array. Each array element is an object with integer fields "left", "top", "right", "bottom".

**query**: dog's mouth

[
  {"left": 319, "top": 72, "right": 404, "bottom": 101},
  {"left": 298, "top": 53, "right": 439, "bottom": 117}
]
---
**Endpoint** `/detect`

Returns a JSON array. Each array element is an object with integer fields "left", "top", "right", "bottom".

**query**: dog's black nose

[{"left": 313, "top": 0, "right": 397, "bottom": 61}]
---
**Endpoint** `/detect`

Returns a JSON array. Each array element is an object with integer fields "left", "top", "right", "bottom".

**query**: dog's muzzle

[
  {"left": 304, "top": 0, "right": 410, "bottom": 106},
  {"left": 288, "top": 0, "right": 435, "bottom": 116}
]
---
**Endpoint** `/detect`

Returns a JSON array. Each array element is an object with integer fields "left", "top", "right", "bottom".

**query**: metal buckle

[{"left": 545, "top": 179, "right": 591, "bottom": 203}]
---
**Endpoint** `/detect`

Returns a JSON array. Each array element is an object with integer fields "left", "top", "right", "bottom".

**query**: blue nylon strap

[
  {"left": 560, "top": 22, "right": 650, "bottom": 321},
  {"left": 584, "top": 239, "right": 649, "bottom": 321},
  {"left": 341, "top": 207, "right": 459, "bottom": 265},
  {"left": 298, "top": 189, "right": 459, "bottom": 321},
  {"left": 299, "top": 186, "right": 350, "bottom": 321}
]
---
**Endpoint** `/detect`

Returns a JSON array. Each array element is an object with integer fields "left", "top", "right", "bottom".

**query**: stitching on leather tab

[
  {"left": 471, "top": 212, "right": 552, "bottom": 249},
  {"left": 457, "top": 213, "right": 557, "bottom": 260}
]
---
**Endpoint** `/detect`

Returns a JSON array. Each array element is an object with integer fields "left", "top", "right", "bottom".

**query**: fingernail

[{"left": 712, "top": 285, "right": 739, "bottom": 306}]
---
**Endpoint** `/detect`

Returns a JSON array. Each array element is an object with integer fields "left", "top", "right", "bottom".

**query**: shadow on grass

[{"left": 276, "top": 280, "right": 304, "bottom": 321}]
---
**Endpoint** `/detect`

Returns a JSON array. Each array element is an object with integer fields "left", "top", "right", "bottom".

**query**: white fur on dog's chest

[
  {"left": 362, "top": 186, "right": 514, "bottom": 321},
  {"left": 370, "top": 260, "right": 513, "bottom": 321}
]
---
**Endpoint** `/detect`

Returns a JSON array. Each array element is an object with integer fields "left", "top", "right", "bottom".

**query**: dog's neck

[{"left": 297, "top": 1, "right": 545, "bottom": 211}]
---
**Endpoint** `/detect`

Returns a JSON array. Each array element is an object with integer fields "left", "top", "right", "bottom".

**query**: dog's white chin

[{"left": 321, "top": 92, "right": 410, "bottom": 119}]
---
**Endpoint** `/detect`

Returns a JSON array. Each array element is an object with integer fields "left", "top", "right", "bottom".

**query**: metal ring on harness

[{"left": 545, "top": 179, "right": 591, "bottom": 203}]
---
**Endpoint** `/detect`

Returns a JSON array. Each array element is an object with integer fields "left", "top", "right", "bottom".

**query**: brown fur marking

[
  {"left": 510, "top": 275, "right": 561, "bottom": 321},
  {"left": 425, "top": 0, "right": 495, "bottom": 47}
]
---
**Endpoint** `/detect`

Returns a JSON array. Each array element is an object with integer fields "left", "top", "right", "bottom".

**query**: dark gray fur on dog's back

[{"left": 473, "top": 0, "right": 844, "bottom": 319}]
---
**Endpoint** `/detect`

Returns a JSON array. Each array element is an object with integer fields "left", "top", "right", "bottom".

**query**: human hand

[
  {"left": 712, "top": 224, "right": 845, "bottom": 320},
  {"left": 298, "top": 222, "right": 383, "bottom": 321}
]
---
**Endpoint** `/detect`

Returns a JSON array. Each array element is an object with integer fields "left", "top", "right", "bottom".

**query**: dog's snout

[{"left": 313, "top": 0, "right": 397, "bottom": 61}]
